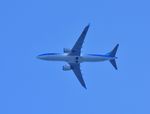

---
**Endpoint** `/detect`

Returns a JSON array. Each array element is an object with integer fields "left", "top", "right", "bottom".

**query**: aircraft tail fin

[
  {"left": 108, "top": 44, "right": 119, "bottom": 57},
  {"left": 107, "top": 44, "right": 119, "bottom": 70}
]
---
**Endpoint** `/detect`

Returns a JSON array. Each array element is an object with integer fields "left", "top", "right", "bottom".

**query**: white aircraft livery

[{"left": 37, "top": 24, "right": 119, "bottom": 89}]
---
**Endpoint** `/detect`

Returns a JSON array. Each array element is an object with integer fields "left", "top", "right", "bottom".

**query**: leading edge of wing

[
  {"left": 69, "top": 24, "right": 90, "bottom": 56},
  {"left": 69, "top": 63, "right": 87, "bottom": 89}
]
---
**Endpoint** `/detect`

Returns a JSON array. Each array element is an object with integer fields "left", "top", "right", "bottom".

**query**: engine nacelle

[
  {"left": 63, "top": 48, "right": 71, "bottom": 53},
  {"left": 62, "top": 65, "right": 72, "bottom": 71}
]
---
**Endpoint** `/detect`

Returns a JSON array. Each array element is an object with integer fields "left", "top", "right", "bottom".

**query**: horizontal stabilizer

[{"left": 109, "top": 60, "right": 117, "bottom": 70}]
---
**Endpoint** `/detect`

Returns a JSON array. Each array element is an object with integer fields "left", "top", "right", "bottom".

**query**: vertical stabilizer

[{"left": 108, "top": 44, "right": 119, "bottom": 57}]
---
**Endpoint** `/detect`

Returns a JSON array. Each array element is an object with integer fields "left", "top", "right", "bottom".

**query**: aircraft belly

[
  {"left": 40, "top": 54, "right": 109, "bottom": 63},
  {"left": 43, "top": 55, "right": 67, "bottom": 61},
  {"left": 81, "top": 56, "right": 107, "bottom": 62}
]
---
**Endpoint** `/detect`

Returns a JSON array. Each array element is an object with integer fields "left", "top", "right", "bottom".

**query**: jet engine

[
  {"left": 62, "top": 65, "right": 72, "bottom": 71},
  {"left": 63, "top": 48, "right": 71, "bottom": 53}
]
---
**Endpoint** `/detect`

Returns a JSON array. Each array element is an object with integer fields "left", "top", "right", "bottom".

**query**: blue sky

[{"left": 0, "top": 0, "right": 150, "bottom": 114}]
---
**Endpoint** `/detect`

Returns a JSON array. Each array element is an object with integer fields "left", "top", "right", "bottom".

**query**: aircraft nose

[
  {"left": 37, "top": 55, "right": 40, "bottom": 59},
  {"left": 37, "top": 55, "right": 43, "bottom": 60}
]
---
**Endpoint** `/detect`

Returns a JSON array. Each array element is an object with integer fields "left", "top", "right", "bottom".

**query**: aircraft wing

[
  {"left": 69, "top": 24, "right": 90, "bottom": 56},
  {"left": 69, "top": 63, "right": 87, "bottom": 89}
]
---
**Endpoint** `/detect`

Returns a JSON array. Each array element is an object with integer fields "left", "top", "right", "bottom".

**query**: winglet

[
  {"left": 82, "top": 83, "right": 87, "bottom": 89},
  {"left": 84, "top": 24, "right": 90, "bottom": 32},
  {"left": 87, "top": 23, "right": 90, "bottom": 27}
]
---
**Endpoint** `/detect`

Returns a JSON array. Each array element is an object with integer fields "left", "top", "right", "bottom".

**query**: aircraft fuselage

[
  {"left": 37, "top": 24, "right": 119, "bottom": 89},
  {"left": 37, "top": 53, "right": 116, "bottom": 63}
]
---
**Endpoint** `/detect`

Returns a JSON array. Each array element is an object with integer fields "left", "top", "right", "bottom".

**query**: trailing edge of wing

[
  {"left": 69, "top": 24, "right": 90, "bottom": 56},
  {"left": 69, "top": 63, "right": 87, "bottom": 89}
]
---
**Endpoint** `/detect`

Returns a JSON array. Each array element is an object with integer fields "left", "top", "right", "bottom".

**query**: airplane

[{"left": 37, "top": 24, "right": 119, "bottom": 89}]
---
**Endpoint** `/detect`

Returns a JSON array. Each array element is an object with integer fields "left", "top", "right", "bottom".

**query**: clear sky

[{"left": 0, "top": 0, "right": 150, "bottom": 114}]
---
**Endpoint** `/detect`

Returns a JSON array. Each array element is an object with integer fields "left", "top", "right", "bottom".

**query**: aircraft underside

[
  {"left": 37, "top": 24, "right": 119, "bottom": 89},
  {"left": 39, "top": 54, "right": 108, "bottom": 63}
]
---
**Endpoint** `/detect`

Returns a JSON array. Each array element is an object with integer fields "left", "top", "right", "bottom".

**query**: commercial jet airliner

[{"left": 37, "top": 24, "right": 119, "bottom": 89}]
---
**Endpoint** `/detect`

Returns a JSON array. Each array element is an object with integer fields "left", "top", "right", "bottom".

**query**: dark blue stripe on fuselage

[
  {"left": 87, "top": 54, "right": 110, "bottom": 57},
  {"left": 38, "top": 53, "right": 61, "bottom": 56},
  {"left": 38, "top": 53, "right": 111, "bottom": 58}
]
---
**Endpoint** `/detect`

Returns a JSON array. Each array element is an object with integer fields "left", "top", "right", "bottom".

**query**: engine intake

[
  {"left": 62, "top": 65, "right": 72, "bottom": 71},
  {"left": 63, "top": 48, "right": 71, "bottom": 53}
]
